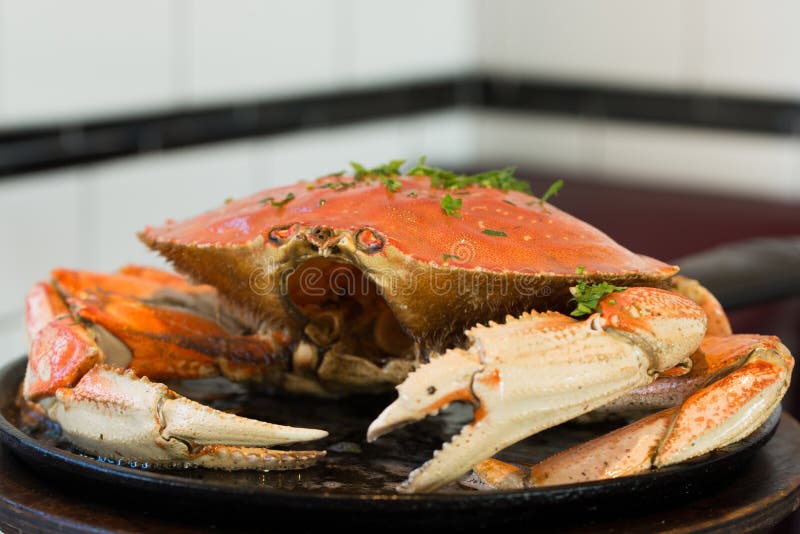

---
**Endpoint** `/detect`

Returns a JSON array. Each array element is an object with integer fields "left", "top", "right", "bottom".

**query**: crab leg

[
  {"left": 23, "top": 268, "right": 327, "bottom": 470},
  {"left": 50, "top": 267, "right": 292, "bottom": 383},
  {"left": 368, "top": 287, "right": 708, "bottom": 492},
  {"left": 590, "top": 275, "right": 735, "bottom": 415},
  {"left": 474, "top": 334, "right": 792, "bottom": 488}
]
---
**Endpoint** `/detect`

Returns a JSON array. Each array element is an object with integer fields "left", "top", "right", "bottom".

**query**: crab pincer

[
  {"left": 22, "top": 268, "right": 327, "bottom": 470},
  {"left": 370, "top": 287, "right": 724, "bottom": 492}
]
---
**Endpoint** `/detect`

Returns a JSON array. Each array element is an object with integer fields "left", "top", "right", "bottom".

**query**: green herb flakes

[
  {"left": 409, "top": 156, "right": 531, "bottom": 193},
  {"left": 440, "top": 194, "right": 463, "bottom": 217},
  {"left": 482, "top": 228, "right": 507, "bottom": 237},
  {"left": 442, "top": 253, "right": 461, "bottom": 262},
  {"left": 260, "top": 192, "right": 295, "bottom": 207},
  {"left": 570, "top": 282, "right": 627, "bottom": 317},
  {"left": 539, "top": 179, "right": 564, "bottom": 205},
  {"left": 380, "top": 175, "right": 402, "bottom": 192},
  {"left": 350, "top": 159, "right": 405, "bottom": 181}
]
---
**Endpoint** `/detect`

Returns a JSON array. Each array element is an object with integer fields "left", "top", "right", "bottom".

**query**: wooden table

[{"left": 1, "top": 414, "right": 799, "bottom": 533}]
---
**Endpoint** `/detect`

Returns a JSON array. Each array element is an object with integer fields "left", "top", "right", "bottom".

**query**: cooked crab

[{"left": 21, "top": 161, "right": 792, "bottom": 489}]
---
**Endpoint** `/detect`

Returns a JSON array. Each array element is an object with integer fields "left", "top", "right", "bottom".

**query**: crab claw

[
  {"left": 24, "top": 273, "right": 327, "bottom": 471},
  {"left": 369, "top": 289, "right": 708, "bottom": 493},
  {"left": 50, "top": 365, "right": 327, "bottom": 470},
  {"left": 367, "top": 349, "right": 482, "bottom": 442}
]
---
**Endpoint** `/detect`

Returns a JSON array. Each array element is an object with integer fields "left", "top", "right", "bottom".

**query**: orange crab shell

[{"left": 140, "top": 174, "right": 677, "bottom": 347}]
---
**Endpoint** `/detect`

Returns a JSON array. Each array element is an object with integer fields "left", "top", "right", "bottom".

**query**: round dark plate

[{"left": 0, "top": 356, "right": 781, "bottom": 518}]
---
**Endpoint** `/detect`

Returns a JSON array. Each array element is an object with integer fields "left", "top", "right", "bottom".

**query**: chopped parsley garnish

[
  {"left": 442, "top": 253, "right": 461, "bottom": 262},
  {"left": 380, "top": 175, "right": 402, "bottom": 192},
  {"left": 318, "top": 180, "right": 355, "bottom": 191},
  {"left": 260, "top": 192, "right": 295, "bottom": 207},
  {"left": 482, "top": 228, "right": 507, "bottom": 237},
  {"left": 348, "top": 160, "right": 405, "bottom": 191},
  {"left": 539, "top": 179, "right": 564, "bottom": 205},
  {"left": 407, "top": 190, "right": 418, "bottom": 197},
  {"left": 570, "top": 282, "right": 627, "bottom": 317},
  {"left": 408, "top": 156, "right": 531, "bottom": 193},
  {"left": 440, "top": 194, "right": 462, "bottom": 217},
  {"left": 351, "top": 160, "right": 405, "bottom": 181},
  {"left": 575, "top": 265, "right": 585, "bottom": 275},
  {"left": 318, "top": 157, "right": 532, "bottom": 197},
  {"left": 318, "top": 198, "right": 326, "bottom": 206}
]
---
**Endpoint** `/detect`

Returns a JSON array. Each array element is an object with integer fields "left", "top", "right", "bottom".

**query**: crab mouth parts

[{"left": 286, "top": 258, "right": 418, "bottom": 389}]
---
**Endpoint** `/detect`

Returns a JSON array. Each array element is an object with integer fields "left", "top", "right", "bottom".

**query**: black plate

[{"left": 0, "top": 356, "right": 781, "bottom": 518}]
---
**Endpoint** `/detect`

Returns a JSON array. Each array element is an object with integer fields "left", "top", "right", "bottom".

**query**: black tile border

[{"left": 1, "top": 75, "right": 799, "bottom": 178}]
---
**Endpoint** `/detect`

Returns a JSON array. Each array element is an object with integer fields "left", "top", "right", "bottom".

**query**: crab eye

[
  {"left": 267, "top": 223, "right": 300, "bottom": 246},
  {"left": 355, "top": 228, "right": 385, "bottom": 254}
]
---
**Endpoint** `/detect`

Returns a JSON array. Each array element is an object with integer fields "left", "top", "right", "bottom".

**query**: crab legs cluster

[
  {"left": 368, "top": 280, "right": 792, "bottom": 492},
  {"left": 22, "top": 266, "right": 327, "bottom": 470},
  {"left": 20, "top": 267, "right": 793, "bottom": 492}
]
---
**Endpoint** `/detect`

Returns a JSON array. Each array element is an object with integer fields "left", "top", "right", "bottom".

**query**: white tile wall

[
  {"left": 0, "top": 0, "right": 798, "bottom": 126},
  {"left": 599, "top": 121, "right": 800, "bottom": 199},
  {"left": 0, "top": 314, "right": 25, "bottom": 365},
  {"left": 348, "top": 0, "right": 476, "bottom": 85},
  {"left": 251, "top": 119, "right": 414, "bottom": 188},
  {"left": 0, "top": 169, "right": 81, "bottom": 317},
  {"left": 479, "top": 0, "right": 687, "bottom": 89},
  {"left": 415, "top": 109, "right": 479, "bottom": 167},
  {"left": 474, "top": 110, "right": 800, "bottom": 201},
  {"left": 186, "top": 0, "right": 343, "bottom": 104},
  {"left": 0, "top": 0, "right": 172, "bottom": 126},
  {"left": 475, "top": 111, "right": 598, "bottom": 172},
  {"left": 79, "top": 141, "right": 254, "bottom": 272},
  {"left": 0, "top": 0, "right": 5, "bottom": 121},
  {"left": 699, "top": 0, "right": 800, "bottom": 98},
  {"left": 252, "top": 111, "right": 477, "bottom": 186}
]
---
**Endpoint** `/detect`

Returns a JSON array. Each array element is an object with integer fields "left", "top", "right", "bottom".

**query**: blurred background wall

[{"left": 0, "top": 0, "right": 798, "bottom": 370}]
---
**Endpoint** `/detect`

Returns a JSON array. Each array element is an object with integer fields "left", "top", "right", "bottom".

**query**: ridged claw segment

[
  {"left": 399, "top": 326, "right": 652, "bottom": 493},
  {"left": 472, "top": 334, "right": 792, "bottom": 488},
  {"left": 186, "top": 445, "right": 322, "bottom": 470},
  {"left": 371, "top": 287, "right": 708, "bottom": 493},
  {"left": 595, "top": 287, "right": 708, "bottom": 372},
  {"left": 49, "top": 365, "right": 327, "bottom": 470},
  {"left": 23, "top": 281, "right": 102, "bottom": 401},
  {"left": 655, "top": 336, "right": 792, "bottom": 467}
]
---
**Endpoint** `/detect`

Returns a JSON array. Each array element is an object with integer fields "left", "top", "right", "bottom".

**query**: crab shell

[{"left": 140, "top": 174, "right": 677, "bottom": 389}]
